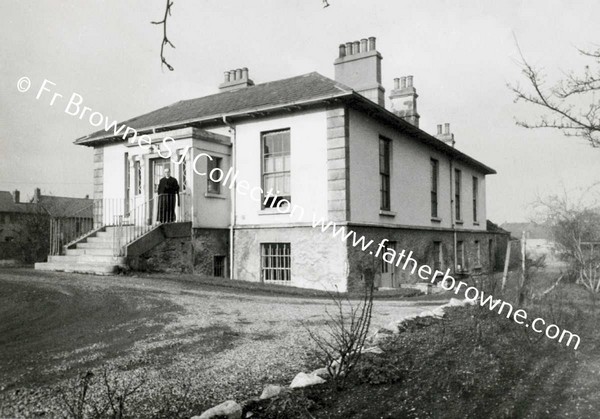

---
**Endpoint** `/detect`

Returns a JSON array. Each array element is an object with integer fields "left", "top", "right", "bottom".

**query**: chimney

[
  {"left": 33, "top": 187, "right": 41, "bottom": 204},
  {"left": 435, "top": 122, "right": 455, "bottom": 147},
  {"left": 219, "top": 67, "right": 254, "bottom": 92},
  {"left": 334, "top": 36, "right": 385, "bottom": 107},
  {"left": 389, "top": 75, "right": 420, "bottom": 127},
  {"left": 12, "top": 189, "right": 20, "bottom": 203}
]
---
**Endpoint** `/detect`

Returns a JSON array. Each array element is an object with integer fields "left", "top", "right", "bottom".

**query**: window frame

[
  {"left": 207, "top": 156, "right": 222, "bottom": 195},
  {"left": 261, "top": 129, "right": 291, "bottom": 209},
  {"left": 472, "top": 176, "right": 479, "bottom": 223},
  {"left": 457, "top": 240, "right": 466, "bottom": 271},
  {"left": 379, "top": 136, "right": 392, "bottom": 211},
  {"left": 261, "top": 243, "right": 291, "bottom": 282},
  {"left": 430, "top": 158, "right": 439, "bottom": 218},
  {"left": 454, "top": 169, "right": 462, "bottom": 221},
  {"left": 134, "top": 160, "right": 142, "bottom": 196}
]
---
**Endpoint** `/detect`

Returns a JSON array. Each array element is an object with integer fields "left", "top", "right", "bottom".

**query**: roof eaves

[
  {"left": 74, "top": 90, "right": 354, "bottom": 146},
  {"left": 346, "top": 92, "right": 497, "bottom": 175}
]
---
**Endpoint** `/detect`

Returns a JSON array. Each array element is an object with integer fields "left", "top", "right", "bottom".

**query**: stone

[
  {"left": 194, "top": 400, "right": 242, "bottom": 419},
  {"left": 360, "top": 345, "right": 383, "bottom": 354},
  {"left": 312, "top": 367, "right": 330, "bottom": 378},
  {"left": 289, "top": 372, "right": 326, "bottom": 389},
  {"left": 259, "top": 384, "right": 283, "bottom": 400}
]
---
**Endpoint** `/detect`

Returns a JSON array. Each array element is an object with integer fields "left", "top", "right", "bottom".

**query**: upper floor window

[
  {"left": 431, "top": 158, "right": 439, "bottom": 218},
  {"left": 207, "top": 156, "right": 222, "bottom": 194},
  {"left": 472, "top": 176, "right": 479, "bottom": 223},
  {"left": 379, "top": 137, "right": 391, "bottom": 211},
  {"left": 454, "top": 169, "right": 462, "bottom": 221},
  {"left": 262, "top": 130, "right": 291, "bottom": 208}
]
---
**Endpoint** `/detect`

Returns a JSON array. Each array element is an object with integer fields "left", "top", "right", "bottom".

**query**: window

[
  {"left": 261, "top": 243, "right": 291, "bottom": 282},
  {"left": 472, "top": 176, "right": 479, "bottom": 223},
  {"left": 180, "top": 156, "right": 188, "bottom": 192},
  {"left": 124, "top": 153, "right": 130, "bottom": 213},
  {"left": 134, "top": 161, "right": 142, "bottom": 195},
  {"left": 433, "top": 241, "right": 442, "bottom": 271},
  {"left": 379, "top": 137, "right": 391, "bottom": 211},
  {"left": 457, "top": 241, "right": 465, "bottom": 271},
  {"left": 475, "top": 240, "right": 481, "bottom": 266},
  {"left": 454, "top": 169, "right": 462, "bottom": 221},
  {"left": 207, "top": 156, "right": 222, "bottom": 194},
  {"left": 213, "top": 255, "right": 226, "bottom": 277},
  {"left": 431, "top": 159, "right": 439, "bottom": 218},
  {"left": 262, "top": 130, "right": 291, "bottom": 208}
]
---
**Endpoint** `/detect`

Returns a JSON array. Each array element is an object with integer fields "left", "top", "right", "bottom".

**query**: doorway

[
  {"left": 380, "top": 241, "right": 398, "bottom": 288},
  {"left": 149, "top": 158, "right": 171, "bottom": 223}
]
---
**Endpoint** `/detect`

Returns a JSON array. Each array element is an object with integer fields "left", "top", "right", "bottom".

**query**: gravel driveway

[{"left": 0, "top": 268, "right": 445, "bottom": 417}]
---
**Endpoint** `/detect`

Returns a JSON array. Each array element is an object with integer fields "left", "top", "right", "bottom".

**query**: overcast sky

[{"left": 1, "top": 0, "right": 598, "bottom": 222}]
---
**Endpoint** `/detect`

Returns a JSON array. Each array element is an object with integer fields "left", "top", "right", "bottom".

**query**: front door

[
  {"left": 380, "top": 241, "right": 398, "bottom": 288},
  {"left": 149, "top": 158, "right": 171, "bottom": 223}
]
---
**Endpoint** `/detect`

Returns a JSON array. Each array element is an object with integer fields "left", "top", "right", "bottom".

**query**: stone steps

[{"left": 34, "top": 261, "right": 123, "bottom": 275}]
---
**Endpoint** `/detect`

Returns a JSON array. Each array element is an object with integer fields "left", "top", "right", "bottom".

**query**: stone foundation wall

[
  {"left": 192, "top": 228, "right": 229, "bottom": 277},
  {"left": 345, "top": 225, "right": 510, "bottom": 292},
  {"left": 129, "top": 236, "right": 193, "bottom": 273},
  {"left": 233, "top": 226, "right": 348, "bottom": 291}
]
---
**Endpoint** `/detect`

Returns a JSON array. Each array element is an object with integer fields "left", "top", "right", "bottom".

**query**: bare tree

[
  {"left": 151, "top": 1, "right": 331, "bottom": 71},
  {"left": 510, "top": 42, "right": 600, "bottom": 147},
  {"left": 534, "top": 188, "right": 600, "bottom": 310},
  {"left": 304, "top": 279, "right": 375, "bottom": 388}
]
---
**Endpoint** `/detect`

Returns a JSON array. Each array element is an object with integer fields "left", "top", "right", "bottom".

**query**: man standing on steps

[{"left": 157, "top": 168, "right": 179, "bottom": 223}]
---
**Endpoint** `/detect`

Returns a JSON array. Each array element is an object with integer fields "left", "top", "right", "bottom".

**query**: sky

[{"left": 1, "top": 0, "right": 598, "bottom": 223}]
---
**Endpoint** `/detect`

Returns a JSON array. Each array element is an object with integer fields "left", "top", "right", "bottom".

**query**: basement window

[
  {"left": 261, "top": 243, "right": 291, "bottom": 282},
  {"left": 213, "top": 255, "right": 226, "bottom": 277}
]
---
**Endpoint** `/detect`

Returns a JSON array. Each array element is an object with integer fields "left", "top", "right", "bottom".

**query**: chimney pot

[
  {"left": 338, "top": 44, "right": 346, "bottom": 58},
  {"left": 368, "top": 36, "right": 376, "bottom": 51},
  {"left": 407, "top": 75, "right": 413, "bottom": 87},
  {"left": 345, "top": 42, "right": 353, "bottom": 55},
  {"left": 360, "top": 38, "right": 368, "bottom": 53},
  {"left": 242, "top": 67, "right": 249, "bottom": 79},
  {"left": 235, "top": 68, "right": 242, "bottom": 80},
  {"left": 12, "top": 189, "right": 19, "bottom": 203},
  {"left": 400, "top": 76, "right": 407, "bottom": 88},
  {"left": 437, "top": 124, "right": 443, "bottom": 135},
  {"left": 444, "top": 123, "right": 450, "bottom": 134},
  {"left": 353, "top": 41, "right": 360, "bottom": 54},
  {"left": 224, "top": 71, "right": 230, "bottom": 83},
  {"left": 393, "top": 78, "right": 400, "bottom": 90}
]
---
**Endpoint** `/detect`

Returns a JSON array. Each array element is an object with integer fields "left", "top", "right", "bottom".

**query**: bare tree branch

[
  {"left": 509, "top": 38, "right": 600, "bottom": 148},
  {"left": 151, "top": 0, "right": 175, "bottom": 71}
]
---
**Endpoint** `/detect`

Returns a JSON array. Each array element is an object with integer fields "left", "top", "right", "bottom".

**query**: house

[
  {"left": 1, "top": 188, "right": 93, "bottom": 263},
  {"left": 36, "top": 37, "right": 510, "bottom": 291}
]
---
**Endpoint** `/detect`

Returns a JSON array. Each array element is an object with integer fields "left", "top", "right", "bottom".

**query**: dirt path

[{"left": 0, "top": 268, "right": 442, "bottom": 417}]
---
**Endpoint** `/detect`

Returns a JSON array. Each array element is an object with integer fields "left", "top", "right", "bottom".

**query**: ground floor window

[
  {"left": 433, "top": 241, "right": 442, "bottom": 271},
  {"left": 457, "top": 241, "right": 466, "bottom": 271},
  {"left": 213, "top": 255, "right": 226, "bottom": 277},
  {"left": 261, "top": 243, "right": 291, "bottom": 282}
]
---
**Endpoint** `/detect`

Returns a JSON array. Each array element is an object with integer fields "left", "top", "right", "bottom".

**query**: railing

[
  {"left": 49, "top": 203, "right": 95, "bottom": 255},
  {"left": 49, "top": 193, "right": 191, "bottom": 256},
  {"left": 112, "top": 193, "right": 192, "bottom": 256}
]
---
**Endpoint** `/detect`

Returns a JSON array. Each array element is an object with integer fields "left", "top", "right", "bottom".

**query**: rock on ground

[
  {"left": 194, "top": 400, "right": 242, "bottom": 419},
  {"left": 289, "top": 372, "right": 326, "bottom": 389},
  {"left": 259, "top": 384, "right": 283, "bottom": 400}
]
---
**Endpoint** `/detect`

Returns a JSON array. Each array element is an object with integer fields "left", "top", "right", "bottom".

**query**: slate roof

[
  {"left": 0, "top": 191, "right": 93, "bottom": 218},
  {"left": 0, "top": 192, "right": 39, "bottom": 214},
  {"left": 75, "top": 72, "right": 352, "bottom": 145},
  {"left": 73, "top": 71, "right": 496, "bottom": 174}
]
